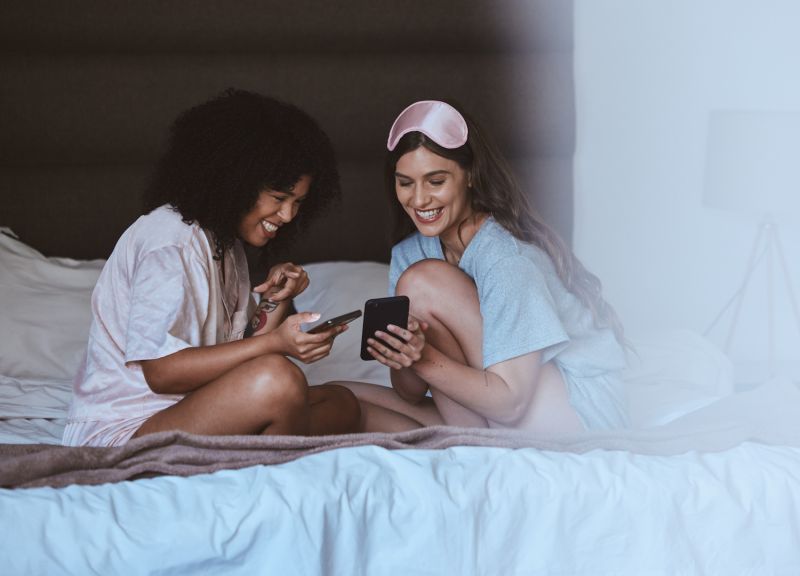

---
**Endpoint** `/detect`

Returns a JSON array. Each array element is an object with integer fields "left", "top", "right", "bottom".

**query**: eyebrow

[
  {"left": 395, "top": 170, "right": 451, "bottom": 179},
  {"left": 270, "top": 188, "right": 303, "bottom": 198}
]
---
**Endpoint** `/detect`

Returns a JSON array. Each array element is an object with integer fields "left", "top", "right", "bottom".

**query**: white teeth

[
  {"left": 262, "top": 220, "right": 278, "bottom": 233},
  {"left": 415, "top": 208, "right": 442, "bottom": 220}
]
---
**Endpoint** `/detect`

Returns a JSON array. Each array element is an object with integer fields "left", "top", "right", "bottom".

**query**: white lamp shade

[{"left": 705, "top": 110, "right": 800, "bottom": 219}]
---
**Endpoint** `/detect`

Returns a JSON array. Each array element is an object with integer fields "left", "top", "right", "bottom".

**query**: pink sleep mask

[{"left": 387, "top": 100, "right": 469, "bottom": 151}]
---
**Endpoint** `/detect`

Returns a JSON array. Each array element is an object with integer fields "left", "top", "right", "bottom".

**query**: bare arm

[
  {"left": 373, "top": 323, "right": 543, "bottom": 425},
  {"left": 140, "top": 332, "right": 284, "bottom": 394},
  {"left": 141, "top": 311, "right": 345, "bottom": 395},
  {"left": 413, "top": 346, "right": 542, "bottom": 425}
]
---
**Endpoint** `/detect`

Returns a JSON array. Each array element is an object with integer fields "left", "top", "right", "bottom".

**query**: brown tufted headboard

[{"left": 0, "top": 0, "right": 574, "bottom": 264}]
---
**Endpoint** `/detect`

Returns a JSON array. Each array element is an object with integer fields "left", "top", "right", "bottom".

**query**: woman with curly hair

[
  {"left": 343, "top": 100, "right": 628, "bottom": 434},
  {"left": 63, "top": 89, "right": 359, "bottom": 446}
]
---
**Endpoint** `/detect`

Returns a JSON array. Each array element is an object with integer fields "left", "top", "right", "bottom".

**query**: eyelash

[
  {"left": 397, "top": 179, "right": 445, "bottom": 187},
  {"left": 272, "top": 196, "right": 304, "bottom": 205}
]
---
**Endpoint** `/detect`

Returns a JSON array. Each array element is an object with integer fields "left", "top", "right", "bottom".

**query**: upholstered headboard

[{"left": 0, "top": 0, "right": 574, "bottom": 264}]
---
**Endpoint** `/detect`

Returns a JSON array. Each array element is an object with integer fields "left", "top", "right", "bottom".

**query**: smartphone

[
  {"left": 360, "top": 296, "right": 410, "bottom": 361},
  {"left": 306, "top": 309, "right": 362, "bottom": 334}
]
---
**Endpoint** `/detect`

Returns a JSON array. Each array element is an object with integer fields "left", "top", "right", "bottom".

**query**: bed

[
  {"left": 3, "top": 2, "right": 800, "bottom": 573},
  {"left": 2, "top": 228, "right": 800, "bottom": 575}
]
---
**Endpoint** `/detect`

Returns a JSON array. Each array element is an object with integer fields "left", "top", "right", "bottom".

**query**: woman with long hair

[{"left": 342, "top": 100, "right": 627, "bottom": 434}]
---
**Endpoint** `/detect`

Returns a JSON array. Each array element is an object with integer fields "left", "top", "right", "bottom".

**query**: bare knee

[
  {"left": 241, "top": 355, "right": 307, "bottom": 411},
  {"left": 397, "top": 259, "right": 475, "bottom": 319},
  {"left": 397, "top": 259, "right": 454, "bottom": 313}
]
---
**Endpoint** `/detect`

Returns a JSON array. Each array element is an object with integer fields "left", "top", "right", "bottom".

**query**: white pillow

[
  {"left": 0, "top": 229, "right": 104, "bottom": 382},
  {"left": 0, "top": 232, "right": 389, "bottom": 388},
  {"left": 623, "top": 329, "right": 735, "bottom": 428},
  {"left": 293, "top": 261, "right": 392, "bottom": 387}
]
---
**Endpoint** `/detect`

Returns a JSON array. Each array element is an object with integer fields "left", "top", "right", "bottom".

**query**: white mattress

[
  {"left": 2, "top": 441, "right": 799, "bottom": 575},
  {"left": 3, "top": 233, "right": 800, "bottom": 574}
]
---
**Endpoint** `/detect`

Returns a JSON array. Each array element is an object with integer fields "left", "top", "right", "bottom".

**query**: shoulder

[
  {"left": 127, "top": 206, "right": 207, "bottom": 255},
  {"left": 113, "top": 206, "right": 211, "bottom": 274},
  {"left": 467, "top": 220, "right": 555, "bottom": 293},
  {"left": 466, "top": 218, "right": 527, "bottom": 275}
]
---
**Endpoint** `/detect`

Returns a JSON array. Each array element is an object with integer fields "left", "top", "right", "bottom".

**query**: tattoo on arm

[{"left": 244, "top": 299, "right": 279, "bottom": 338}]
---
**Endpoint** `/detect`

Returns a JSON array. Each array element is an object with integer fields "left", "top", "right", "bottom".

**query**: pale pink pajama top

[{"left": 62, "top": 206, "right": 252, "bottom": 446}]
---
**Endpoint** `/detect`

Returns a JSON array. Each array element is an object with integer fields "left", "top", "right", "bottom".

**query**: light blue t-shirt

[{"left": 389, "top": 217, "right": 628, "bottom": 429}]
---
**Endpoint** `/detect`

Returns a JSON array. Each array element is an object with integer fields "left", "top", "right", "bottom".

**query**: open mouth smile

[
  {"left": 262, "top": 220, "right": 279, "bottom": 235},
  {"left": 414, "top": 208, "right": 444, "bottom": 223}
]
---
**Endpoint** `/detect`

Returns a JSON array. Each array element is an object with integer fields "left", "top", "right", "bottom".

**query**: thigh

[{"left": 133, "top": 354, "right": 308, "bottom": 438}]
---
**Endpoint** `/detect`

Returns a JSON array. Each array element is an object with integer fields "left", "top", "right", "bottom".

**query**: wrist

[{"left": 255, "top": 330, "right": 284, "bottom": 356}]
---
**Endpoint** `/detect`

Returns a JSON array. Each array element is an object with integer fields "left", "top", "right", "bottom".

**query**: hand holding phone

[
  {"left": 306, "top": 309, "right": 362, "bottom": 334},
  {"left": 360, "top": 296, "right": 410, "bottom": 361}
]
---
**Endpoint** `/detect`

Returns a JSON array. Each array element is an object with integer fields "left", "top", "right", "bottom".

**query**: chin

[
  {"left": 241, "top": 233, "right": 270, "bottom": 248},
  {"left": 415, "top": 226, "right": 441, "bottom": 237}
]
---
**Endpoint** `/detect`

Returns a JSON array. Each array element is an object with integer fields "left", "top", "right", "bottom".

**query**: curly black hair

[{"left": 142, "top": 88, "right": 340, "bottom": 259}]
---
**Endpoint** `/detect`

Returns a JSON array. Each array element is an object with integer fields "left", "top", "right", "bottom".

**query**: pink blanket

[{"left": 4, "top": 410, "right": 797, "bottom": 489}]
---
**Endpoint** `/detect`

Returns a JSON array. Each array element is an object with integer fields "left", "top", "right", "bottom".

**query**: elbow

[{"left": 140, "top": 360, "right": 172, "bottom": 394}]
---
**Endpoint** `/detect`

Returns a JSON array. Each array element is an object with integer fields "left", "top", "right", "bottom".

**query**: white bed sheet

[
  {"left": 2, "top": 441, "right": 799, "bottom": 575},
  {"left": 3, "top": 231, "right": 800, "bottom": 574}
]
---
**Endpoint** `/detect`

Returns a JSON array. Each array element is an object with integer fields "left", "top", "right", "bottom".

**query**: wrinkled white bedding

[
  {"left": 4, "top": 229, "right": 800, "bottom": 574},
  {"left": 2, "top": 441, "right": 799, "bottom": 575}
]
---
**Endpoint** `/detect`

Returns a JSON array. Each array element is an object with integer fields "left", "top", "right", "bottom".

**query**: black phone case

[
  {"left": 306, "top": 309, "right": 362, "bottom": 334},
  {"left": 360, "top": 296, "right": 410, "bottom": 361}
]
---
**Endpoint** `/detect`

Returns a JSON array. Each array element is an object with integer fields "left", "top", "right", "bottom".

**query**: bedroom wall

[
  {"left": 0, "top": 0, "right": 574, "bottom": 267},
  {"left": 573, "top": 0, "right": 800, "bottom": 384}
]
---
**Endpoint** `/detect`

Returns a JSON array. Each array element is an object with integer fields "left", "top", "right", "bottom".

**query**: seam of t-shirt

[{"left": 483, "top": 333, "right": 568, "bottom": 369}]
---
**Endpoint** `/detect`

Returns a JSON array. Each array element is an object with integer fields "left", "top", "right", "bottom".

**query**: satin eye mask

[{"left": 387, "top": 100, "right": 469, "bottom": 151}]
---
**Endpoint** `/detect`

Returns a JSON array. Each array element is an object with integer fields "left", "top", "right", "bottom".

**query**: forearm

[
  {"left": 246, "top": 298, "right": 291, "bottom": 337},
  {"left": 411, "top": 347, "right": 522, "bottom": 425},
  {"left": 140, "top": 332, "right": 284, "bottom": 394}
]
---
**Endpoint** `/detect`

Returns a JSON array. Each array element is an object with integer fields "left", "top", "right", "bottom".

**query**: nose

[
  {"left": 411, "top": 186, "right": 430, "bottom": 209},
  {"left": 277, "top": 201, "right": 295, "bottom": 223}
]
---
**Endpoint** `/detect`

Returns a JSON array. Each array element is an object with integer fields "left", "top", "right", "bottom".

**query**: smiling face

[
  {"left": 394, "top": 147, "right": 473, "bottom": 243},
  {"left": 237, "top": 174, "right": 312, "bottom": 247}
]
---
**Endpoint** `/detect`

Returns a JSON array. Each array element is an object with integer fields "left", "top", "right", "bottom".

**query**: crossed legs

[
  {"left": 337, "top": 259, "right": 491, "bottom": 431},
  {"left": 132, "top": 354, "right": 360, "bottom": 439}
]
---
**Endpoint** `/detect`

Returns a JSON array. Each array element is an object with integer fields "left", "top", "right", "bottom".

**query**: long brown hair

[{"left": 384, "top": 104, "right": 625, "bottom": 343}]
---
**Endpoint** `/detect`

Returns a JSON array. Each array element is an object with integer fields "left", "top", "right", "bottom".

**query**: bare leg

[
  {"left": 308, "top": 384, "right": 361, "bottom": 435},
  {"left": 132, "top": 355, "right": 359, "bottom": 439},
  {"left": 359, "top": 401, "right": 428, "bottom": 433},
  {"left": 395, "top": 259, "right": 489, "bottom": 427},
  {"left": 333, "top": 381, "right": 444, "bottom": 432}
]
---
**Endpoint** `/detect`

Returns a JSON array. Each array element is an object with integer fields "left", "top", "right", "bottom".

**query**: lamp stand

[{"left": 705, "top": 216, "right": 800, "bottom": 379}]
